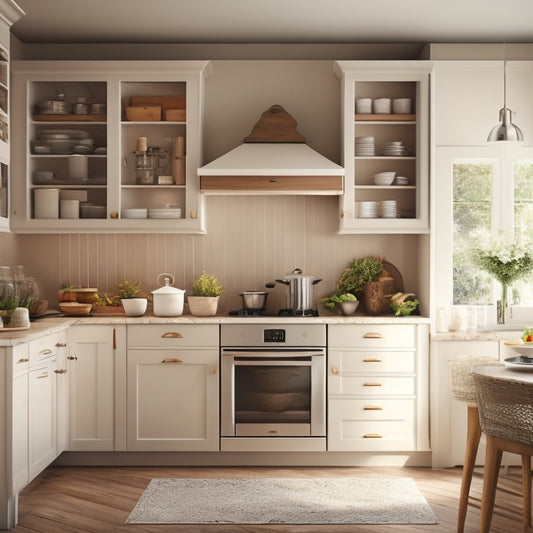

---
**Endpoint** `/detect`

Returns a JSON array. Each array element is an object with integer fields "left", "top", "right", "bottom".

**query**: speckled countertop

[{"left": 0, "top": 313, "right": 431, "bottom": 346}]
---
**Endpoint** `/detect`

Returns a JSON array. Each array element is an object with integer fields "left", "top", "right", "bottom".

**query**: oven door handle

[
  {"left": 233, "top": 359, "right": 313, "bottom": 367},
  {"left": 224, "top": 351, "right": 324, "bottom": 359}
]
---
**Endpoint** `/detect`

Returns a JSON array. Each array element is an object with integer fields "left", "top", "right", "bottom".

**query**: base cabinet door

[
  {"left": 127, "top": 348, "right": 219, "bottom": 451},
  {"left": 67, "top": 325, "right": 126, "bottom": 451}
]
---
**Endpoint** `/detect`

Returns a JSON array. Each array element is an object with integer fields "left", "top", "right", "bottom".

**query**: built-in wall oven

[{"left": 220, "top": 323, "right": 326, "bottom": 452}]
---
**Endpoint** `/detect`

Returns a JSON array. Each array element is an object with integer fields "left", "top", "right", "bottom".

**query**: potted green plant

[
  {"left": 115, "top": 279, "right": 148, "bottom": 317},
  {"left": 91, "top": 292, "right": 125, "bottom": 315},
  {"left": 187, "top": 271, "right": 224, "bottom": 316}
]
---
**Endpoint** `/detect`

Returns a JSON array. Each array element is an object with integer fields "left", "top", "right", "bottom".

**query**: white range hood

[{"left": 198, "top": 105, "right": 344, "bottom": 195}]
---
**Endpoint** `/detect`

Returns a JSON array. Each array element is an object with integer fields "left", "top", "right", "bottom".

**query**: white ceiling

[{"left": 9, "top": 0, "right": 533, "bottom": 45}]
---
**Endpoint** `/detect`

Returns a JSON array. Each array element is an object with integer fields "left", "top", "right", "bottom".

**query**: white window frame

[{"left": 433, "top": 144, "right": 533, "bottom": 329}]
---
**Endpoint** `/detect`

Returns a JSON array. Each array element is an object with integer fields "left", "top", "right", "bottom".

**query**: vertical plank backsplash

[{"left": 15, "top": 196, "right": 421, "bottom": 312}]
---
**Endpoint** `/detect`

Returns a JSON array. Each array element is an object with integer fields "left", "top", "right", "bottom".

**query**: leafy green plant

[
  {"left": 390, "top": 299, "right": 420, "bottom": 316},
  {"left": 0, "top": 295, "right": 18, "bottom": 311},
  {"left": 191, "top": 271, "right": 224, "bottom": 297},
  {"left": 321, "top": 292, "right": 357, "bottom": 310},
  {"left": 115, "top": 279, "right": 143, "bottom": 299},
  {"left": 94, "top": 292, "right": 122, "bottom": 307}
]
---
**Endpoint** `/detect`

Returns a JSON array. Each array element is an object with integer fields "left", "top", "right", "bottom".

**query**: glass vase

[{"left": 497, "top": 284, "right": 508, "bottom": 324}]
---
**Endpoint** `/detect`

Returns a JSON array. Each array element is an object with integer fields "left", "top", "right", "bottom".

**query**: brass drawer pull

[
  {"left": 364, "top": 405, "right": 383, "bottom": 410},
  {"left": 363, "top": 358, "right": 382, "bottom": 363},
  {"left": 364, "top": 382, "right": 382, "bottom": 387},
  {"left": 55, "top": 342, "right": 67, "bottom": 347},
  {"left": 363, "top": 433, "right": 383, "bottom": 439},
  {"left": 363, "top": 332, "right": 383, "bottom": 339},
  {"left": 54, "top": 369, "right": 67, "bottom": 374},
  {"left": 162, "top": 358, "right": 183, "bottom": 364},
  {"left": 162, "top": 332, "right": 183, "bottom": 338},
  {"left": 67, "top": 355, "right": 78, "bottom": 361},
  {"left": 37, "top": 372, "right": 48, "bottom": 379},
  {"left": 38, "top": 348, "right": 53, "bottom": 355},
  {"left": 17, "top": 358, "right": 29, "bottom": 364}
]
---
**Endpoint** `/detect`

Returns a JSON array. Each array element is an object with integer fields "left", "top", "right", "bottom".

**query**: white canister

[
  {"left": 10, "top": 307, "right": 30, "bottom": 328},
  {"left": 60, "top": 199, "right": 80, "bottom": 219},
  {"left": 372, "top": 98, "right": 392, "bottom": 114},
  {"left": 34, "top": 188, "right": 60, "bottom": 219},
  {"left": 392, "top": 98, "right": 412, "bottom": 114},
  {"left": 68, "top": 155, "right": 88, "bottom": 179},
  {"left": 151, "top": 273, "right": 185, "bottom": 316}
]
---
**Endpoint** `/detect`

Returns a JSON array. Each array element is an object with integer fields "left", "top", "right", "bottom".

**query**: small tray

[
  {"left": 0, "top": 325, "right": 30, "bottom": 332},
  {"left": 504, "top": 356, "right": 533, "bottom": 371}
]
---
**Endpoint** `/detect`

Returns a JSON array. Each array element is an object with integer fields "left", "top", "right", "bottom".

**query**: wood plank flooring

[{"left": 9, "top": 465, "right": 530, "bottom": 532}]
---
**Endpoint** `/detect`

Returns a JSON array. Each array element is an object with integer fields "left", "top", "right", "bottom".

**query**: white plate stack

[
  {"left": 383, "top": 141, "right": 406, "bottom": 156},
  {"left": 380, "top": 200, "right": 397, "bottom": 218},
  {"left": 122, "top": 208, "right": 148, "bottom": 219},
  {"left": 148, "top": 208, "right": 182, "bottom": 219},
  {"left": 358, "top": 201, "right": 378, "bottom": 218},
  {"left": 355, "top": 136, "right": 375, "bottom": 156}
]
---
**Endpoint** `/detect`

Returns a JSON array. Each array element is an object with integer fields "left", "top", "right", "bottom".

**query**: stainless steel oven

[{"left": 220, "top": 323, "right": 326, "bottom": 452}]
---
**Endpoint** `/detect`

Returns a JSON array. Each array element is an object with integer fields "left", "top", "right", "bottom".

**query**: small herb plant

[
  {"left": 115, "top": 279, "right": 143, "bottom": 299},
  {"left": 321, "top": 293, "right": 357, "bottom": 311},
  {"left": 390, "top": 299, "right": 419, "bottom": 317},
  {"left": 191, "top": 272, "right": 224, "bottom": 297},
  {"left": 94, "top": 292, "right": 122, "bottom": 307}
]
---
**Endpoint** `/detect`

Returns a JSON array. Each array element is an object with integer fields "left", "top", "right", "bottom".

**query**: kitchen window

[{"left": 435, "top": 145, "right": 533, "bottom": 327}]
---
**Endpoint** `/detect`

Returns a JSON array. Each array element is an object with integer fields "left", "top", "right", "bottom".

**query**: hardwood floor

[{"left": 9, "top": 465, "right": 529, "bottom": 532}]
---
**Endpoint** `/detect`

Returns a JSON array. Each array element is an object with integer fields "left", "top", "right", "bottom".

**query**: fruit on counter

[{"left": 522, "top": 327, "right": 533, "bottom": 342}]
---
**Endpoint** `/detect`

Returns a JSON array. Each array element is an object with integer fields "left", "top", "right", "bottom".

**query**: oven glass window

[{"left": 235, "top": 365, "right": 311, "bottom": 424}]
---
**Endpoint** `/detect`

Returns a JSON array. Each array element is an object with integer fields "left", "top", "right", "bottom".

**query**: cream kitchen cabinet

[
  {"left": 328, "top": 323, "right": 429, "bottom": 452},
  {"left": 126, "top": 324, "right": 219, "bottom": 451},
  {"left": 430, "top": 337, "right": 519, "bottom": 468},
  {"left": 67, "top": 325, "right": 126, "bottom": 451},
  {"left": 10, "top": 60, "right": 210, "bottom": 234},
  {"left": 55, "top": 330, "right": 69, "bottom": 455},
  {"left": 333, "top": 61, "right": 432, "bottom": 234}
]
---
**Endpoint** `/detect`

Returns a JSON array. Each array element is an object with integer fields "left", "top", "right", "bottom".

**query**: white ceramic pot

[
  {"left": 152, "top": 273, "right": 185, "bottom": 316},
  {"left": 187, "top": 296, "right": 219, "bottom": 317},
  {"left": 121, "top": 298, "right": 147, "bottom": 317}
]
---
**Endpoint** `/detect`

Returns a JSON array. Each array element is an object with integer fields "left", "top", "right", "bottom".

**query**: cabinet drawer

[
  {"left": 330, "top": 375, "right": 415, "bottom": 396},
  {"left": 328, "top": 399, "right": 415, "bottom": 451},
  {"left": 331, "top": 350, "right": 415, "bottom": 373},
  {"left": 127, "top": 324, "right": 219, "bottom": 348},
  {"left": 329, "top": 398, "right": 415, "bottom": 421},
  {"left": 328, "top": 324, "right": 416, "bottom": 348},
  {"left": 29, "top": 333, "right": 59, "bottom": 365}
]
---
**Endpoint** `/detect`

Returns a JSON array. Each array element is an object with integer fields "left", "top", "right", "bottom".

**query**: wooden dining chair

[
  {"left": 448, "top": 357, "right": 502, "bottom": 533},
  {"left": 473, "top": 367, "right": 533, "bottom": 533}
]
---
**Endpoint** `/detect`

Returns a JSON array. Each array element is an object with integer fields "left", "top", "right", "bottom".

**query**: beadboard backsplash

[{"left": 13, "top": 195, "right": 424, "bottom": 313}]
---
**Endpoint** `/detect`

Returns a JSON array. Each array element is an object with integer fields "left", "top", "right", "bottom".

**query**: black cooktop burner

[{"left": 228, "top": 309, "right": 318, "bottom": 317}]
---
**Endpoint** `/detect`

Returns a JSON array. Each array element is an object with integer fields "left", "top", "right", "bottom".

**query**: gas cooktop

[{"left": 228, "top": 309, "right": 319, "bottom": 317}]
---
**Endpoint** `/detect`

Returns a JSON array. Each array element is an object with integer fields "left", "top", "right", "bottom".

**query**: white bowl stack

[
  {"left": 373, "top": 171, "right": 396, "bottom": 185},
  {"left": 358, "top": 201, "right": 378, "bottom": 218},
  {"left": 379, "top": 200, "right": 397, "bottom": 218},
  {"left": 355, "top": 136, "right": 375, "bottom": 156},
  {"left": 383, "top": 141, "right": 406, "bottom": 156}
]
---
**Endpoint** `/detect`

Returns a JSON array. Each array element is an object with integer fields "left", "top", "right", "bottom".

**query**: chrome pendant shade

[{"left": 487, "top": 59, "right": 524, "bottom": 142}]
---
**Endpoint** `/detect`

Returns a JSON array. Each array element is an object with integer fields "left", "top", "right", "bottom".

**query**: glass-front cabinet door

[
  {"left": 334, "top": 61, "right": 433, "bottom": 234},
  {"left": 10, "top": 60, "right": 210, "bottom": 233}
]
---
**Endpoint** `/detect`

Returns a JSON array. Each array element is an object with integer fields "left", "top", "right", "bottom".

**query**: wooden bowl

[{"left": 59, "top": 302, "right": 92, "bottom": 316}]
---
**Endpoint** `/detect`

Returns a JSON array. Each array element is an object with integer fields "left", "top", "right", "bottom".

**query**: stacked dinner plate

[
  {"left": 383, "top": 141, "right": 406, "bottom": 156},
  {"left": 122, "top": 208, "right": 148, "bottom": 219},
  {"left": 380, "top": 200, "right": 397, "bottom": 219},
  {"left": 358, "top": 201, "right": 378, "bottom": 218},
  {"left": 355, "top": 136, "right": 375, "bottom": 156},
  {"left": 148, "top": 207, "right": 182, "bottom": 219}
]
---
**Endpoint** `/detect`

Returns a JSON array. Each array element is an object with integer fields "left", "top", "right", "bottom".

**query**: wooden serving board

[{"left": 33, "top": 114, "right": 107, "bottom": 122}]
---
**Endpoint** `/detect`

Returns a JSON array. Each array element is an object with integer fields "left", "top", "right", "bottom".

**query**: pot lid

[
  {"left": 283, "top": 268, "right": 316, "bottom": 280},
  {"left": 152, "top": 274, "right": 185, "bottom": 295}
]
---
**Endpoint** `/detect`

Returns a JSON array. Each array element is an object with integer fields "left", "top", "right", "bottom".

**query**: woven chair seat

[
  {"left": 474, "top": 370, "right": 533, "bottom": 447},
  {"left": 448, "top": 356, "right": 502, "bottom": 404}
]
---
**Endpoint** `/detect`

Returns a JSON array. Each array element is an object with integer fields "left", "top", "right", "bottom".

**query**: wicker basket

[{"left": 448, "top": 356, "right": 502, "bottom": 404}]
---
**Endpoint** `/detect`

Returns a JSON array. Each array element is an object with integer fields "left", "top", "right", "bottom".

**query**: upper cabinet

[
  {"left": 10, "top": 60, "right": 211, "bottom": 233},
  {"left": 0, "top": 0, "right": 24, "bottom": 232},
  {"left": 334, "top": 61, "right": 433, "bottom": 234}
]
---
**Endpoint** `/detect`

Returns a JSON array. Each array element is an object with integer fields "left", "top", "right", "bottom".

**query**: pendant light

[{"left": 487, "top": 57, "right": 524, "bottom": 142}]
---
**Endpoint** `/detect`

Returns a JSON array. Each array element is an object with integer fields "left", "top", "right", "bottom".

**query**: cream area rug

[{"left": 126, "top": 477, "right": 438, "bottom": 525}]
